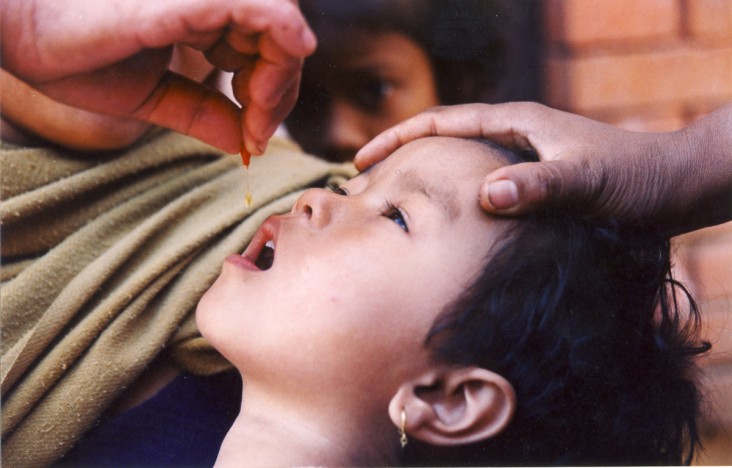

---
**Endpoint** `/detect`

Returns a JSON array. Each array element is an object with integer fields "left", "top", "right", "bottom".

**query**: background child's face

[
  {"left": 197, "top": 137, "right": 510, "bottom": 408},
  {"left": 285, "top": 29, "right": 440, "bottom": 162}
]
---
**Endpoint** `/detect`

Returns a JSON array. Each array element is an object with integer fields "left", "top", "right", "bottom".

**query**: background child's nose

[{"left": 322, "top": 100, "right": 371, "bottom": 161}]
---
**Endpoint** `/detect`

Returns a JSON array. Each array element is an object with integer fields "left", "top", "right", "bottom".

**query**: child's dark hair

[{"left": 409, "top": 143, "right": 710, "bottom": 465}]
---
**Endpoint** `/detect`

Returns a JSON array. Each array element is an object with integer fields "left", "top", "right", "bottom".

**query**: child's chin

[{"left": 195, "top": 287, "right": 222, "bottom": 338}]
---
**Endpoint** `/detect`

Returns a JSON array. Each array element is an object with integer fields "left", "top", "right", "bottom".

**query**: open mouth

[
  {"left": 243, "top": 216, "right": 280, "bottom": 272},
  {"left": 255, "top": 240, "right": 275, "bottom": 270}
]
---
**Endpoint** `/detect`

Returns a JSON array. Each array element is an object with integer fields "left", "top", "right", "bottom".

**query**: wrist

[{"left": 663, "top": 107, "right": 732, "bottom": 234}]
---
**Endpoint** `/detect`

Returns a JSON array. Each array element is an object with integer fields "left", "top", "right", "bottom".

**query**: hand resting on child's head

[{"left": 356, "top": 102, "right": 732, "bottom": 236}]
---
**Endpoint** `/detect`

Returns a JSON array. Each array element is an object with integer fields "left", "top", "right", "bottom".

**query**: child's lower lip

[{"left": 224, "top": 253, "right": 260, "bottom": 272}]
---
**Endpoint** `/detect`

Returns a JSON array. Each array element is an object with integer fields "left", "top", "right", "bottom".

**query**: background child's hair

[
  {"left": 296, "top": 0, "right": 540, "bottom": 104},
  {"left": 410, "top": 143, "right": 710, "bottom": 465}
]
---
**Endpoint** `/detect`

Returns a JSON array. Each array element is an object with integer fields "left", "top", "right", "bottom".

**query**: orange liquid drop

[{"left": 241, "top": 149, "right": 252, "bottom": 207}]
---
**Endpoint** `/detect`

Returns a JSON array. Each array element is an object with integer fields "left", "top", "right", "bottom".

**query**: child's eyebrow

[
  {"left": 400, "top": 170, "right": 460, "bottom": 221},
  {"left": 367, "top": 161, "right": 460, "bottom": 220}
]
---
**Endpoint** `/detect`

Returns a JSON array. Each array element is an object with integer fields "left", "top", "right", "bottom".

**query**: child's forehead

[
  {"left": 377, "top": 137, "right": 508, "bottom": 174},
  {"left": 353, "top": 138, "right": 510, "bottom": 197},
  {"left": 354, "top": 137, "right": 506, "bottom": 217}
]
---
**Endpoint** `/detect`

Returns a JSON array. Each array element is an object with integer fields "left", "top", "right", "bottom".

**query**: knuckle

[
  {"left": 542, "top": 164, "right": 564, "bottom": 197},
  {"left": 533, "top": 163, "right": 564, "bottom": 202},
  {"left": 575, "top": 158, "right": 618, "bottom": 218}
]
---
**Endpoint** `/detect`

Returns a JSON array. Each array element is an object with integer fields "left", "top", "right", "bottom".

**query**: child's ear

[{"left": 388, "top": 367, "right": 516, "bottom": 446}]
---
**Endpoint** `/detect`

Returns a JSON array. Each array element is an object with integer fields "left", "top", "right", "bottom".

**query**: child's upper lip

[{"left": 243, "top": 216, "right": 281, "bottom": 270}]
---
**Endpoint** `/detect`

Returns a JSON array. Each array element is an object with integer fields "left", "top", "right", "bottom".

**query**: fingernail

[{"left": 485, "top": 180, "right": 519, "bottom": 209}]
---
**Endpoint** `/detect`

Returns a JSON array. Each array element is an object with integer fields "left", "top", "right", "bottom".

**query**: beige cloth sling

[{"left": 0, "top": 131, "right": 355, "bottom": 467}]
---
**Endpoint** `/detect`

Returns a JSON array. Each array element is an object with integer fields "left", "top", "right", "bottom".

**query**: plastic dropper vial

[{"left": 241, "top": 149, "right": 252, "bottom": 207}]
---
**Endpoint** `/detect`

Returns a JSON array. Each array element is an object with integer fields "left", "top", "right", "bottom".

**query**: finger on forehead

[{"left": 354, "top": 105, "right": 511, "bottom": 170}]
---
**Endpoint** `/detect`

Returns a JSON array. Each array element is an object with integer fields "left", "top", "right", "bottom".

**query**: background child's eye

[
  {"left": 352, "top": 76, "right": 394, "bottom": 111},
  {"left": 384, "top": 206, "right": 408, "bottom": 232}
]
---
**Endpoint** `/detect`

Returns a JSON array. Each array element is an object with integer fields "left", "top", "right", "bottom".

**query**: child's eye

[
  {"left": 327, "top": 182, "right": 348, "bottom": 196},
  {"left": 383, "top": 204, "right": 409, "bottom": 232}
]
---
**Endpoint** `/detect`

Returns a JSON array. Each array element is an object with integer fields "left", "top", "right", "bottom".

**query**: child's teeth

[{"left": 265, "top": 240, "right": 274, "bottom": 250}]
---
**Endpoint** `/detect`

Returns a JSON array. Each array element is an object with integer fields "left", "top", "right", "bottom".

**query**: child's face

[
  {"left": 286, "top": 29, "right": 440, "bottom": 162},
  {"left": 197, "top": 137, "right": 508, "bottom": 403}
]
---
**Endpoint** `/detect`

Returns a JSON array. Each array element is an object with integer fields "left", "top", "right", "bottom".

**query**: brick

[
  {"left": 544, "top": 46, "right": 732, "bottom": 112},
  {"left": 674, "top": 223, "right": 732, "bottom": 370},
  {"left": 609, "top": 112, "right": 686, "bottom": 131},
  {"left": 699, "top": 363, "right": 732, "bottom": 427},
  {"left": 685, "top": 0, "right": 732, "bottom": 41},
  {"left": 675, "top": 222, "right": 732, "bottom": 303},
  {"left": 561, "top": 102, "right": 687, "bottom": 130},
  {"left": 544, "top": 0, "right": 680, "bottom": 46},
  {"left": 697, "top": 297, "right": 732, "bottom": 366}
]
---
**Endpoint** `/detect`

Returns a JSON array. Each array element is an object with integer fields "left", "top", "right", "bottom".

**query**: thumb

[{"left": 479, "top": 160, "right": 588, "bottom": 216}]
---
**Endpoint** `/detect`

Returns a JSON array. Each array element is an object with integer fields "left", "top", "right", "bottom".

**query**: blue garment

[{"left": 56, "top": 371, "right": 241, "bottom": 467}]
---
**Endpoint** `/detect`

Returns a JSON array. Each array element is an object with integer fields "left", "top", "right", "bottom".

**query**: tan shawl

[{"left": 0, "top": 131, "right": 355, "bottom": 467}]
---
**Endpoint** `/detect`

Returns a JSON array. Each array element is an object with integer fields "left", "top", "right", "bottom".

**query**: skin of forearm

[{"left": 667, "top": 104, "right": 732, "bottom": 234}]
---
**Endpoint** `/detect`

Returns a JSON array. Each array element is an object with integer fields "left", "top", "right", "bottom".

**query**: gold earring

[{"left": 399, "top": 408, "right": 408, "bottom": 448}]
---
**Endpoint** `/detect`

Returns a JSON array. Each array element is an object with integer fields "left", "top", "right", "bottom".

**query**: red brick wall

[
  {"left": 541, "top": 0, "right": 732, "bottom": 464},
  {"left": 543, "top": 0, "right": 732, "bottom": 130}
]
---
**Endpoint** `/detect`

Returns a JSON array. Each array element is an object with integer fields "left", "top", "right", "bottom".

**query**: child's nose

[{"left": 291, "top": 188, "right": 337, "bottom": 229}]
